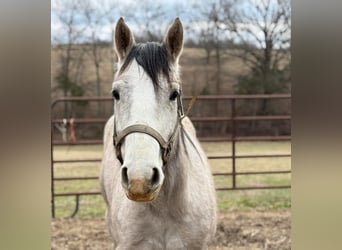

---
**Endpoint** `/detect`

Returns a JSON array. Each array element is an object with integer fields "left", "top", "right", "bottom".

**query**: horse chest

[{"left": 114, "top": 208, "right": 197, "bottom": 249}]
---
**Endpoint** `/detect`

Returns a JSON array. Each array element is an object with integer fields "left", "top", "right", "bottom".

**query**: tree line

[{"left": 52, "top": 0, "right": 291, "bottom": 118}]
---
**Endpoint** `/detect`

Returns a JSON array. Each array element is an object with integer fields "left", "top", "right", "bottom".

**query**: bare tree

[
  {"left": 187, "top": 0, "right": 231, "bottom": 135},
  {"left": 189, "top": 0, "right": 230, "bottom": 95},
  {"left": 209, "top": 2, "right": 224, "bottom": 94},
  {"left": 52, "top": 0, "right": 88, "bottom": 117},
  {"left": 128, "top": 0, "right": 167, "bottom": 42},
  {"left": 221, "top": 0, "right": 291, "bottom": 90},
  {"left": 220, "top": 0, "right": 291, "bottom": 115},
  {"left": 80, "top": 0, "right": 117, "bottom": 115}
]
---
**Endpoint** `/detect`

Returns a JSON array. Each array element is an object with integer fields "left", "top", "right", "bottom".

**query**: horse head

[{"left": 112, "top": 18, "right": 184, "bottom": 202}]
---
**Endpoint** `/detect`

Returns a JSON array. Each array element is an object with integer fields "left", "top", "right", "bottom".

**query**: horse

[{"left": 100, "top": 17, "right": 217, "bottom": 250}]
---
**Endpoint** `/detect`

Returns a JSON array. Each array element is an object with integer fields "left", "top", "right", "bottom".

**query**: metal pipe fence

[{"left": 51, "top": 94, "right": 291, "bottom": 217}]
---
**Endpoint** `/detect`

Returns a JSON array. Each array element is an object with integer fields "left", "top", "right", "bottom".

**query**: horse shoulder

[{"left": 100, "top": 115, "right": 115, "bottom": 206}]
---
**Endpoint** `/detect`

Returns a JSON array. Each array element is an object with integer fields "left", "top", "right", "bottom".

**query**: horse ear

[
  {"left": 164, "top": 18, "right": 183, "bottom": 63},
  {"left": 114, "top": 17, "right": 135, "bottom": 63}
]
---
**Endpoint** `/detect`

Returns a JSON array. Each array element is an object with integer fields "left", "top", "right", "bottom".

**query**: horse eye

[
  {"left": 112, "top": 90, "right": 120, "bottom": 100},
  {"left": 169, "top": 90, "right": 179, "bottom": 101}
]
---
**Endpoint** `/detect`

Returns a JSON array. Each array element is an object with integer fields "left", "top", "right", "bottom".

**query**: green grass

[
  {"left": 53, "top": 141, "right": 291, "bottom": 217},
  {"left": 216, "top": 189, "right": 291, "bottom": 211}
]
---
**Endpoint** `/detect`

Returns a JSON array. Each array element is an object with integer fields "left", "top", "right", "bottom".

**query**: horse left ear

[{"left": 164, "top": 18, "right": 183, "bottom": 63}]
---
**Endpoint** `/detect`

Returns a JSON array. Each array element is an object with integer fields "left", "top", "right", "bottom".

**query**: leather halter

[{"left": 113, "top": 94, "right": 185, "bottom": 165}]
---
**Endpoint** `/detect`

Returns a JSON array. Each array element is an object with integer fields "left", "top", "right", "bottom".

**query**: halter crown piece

[{"left": 113, "top": 93, "right": 185, "bottom": 166}]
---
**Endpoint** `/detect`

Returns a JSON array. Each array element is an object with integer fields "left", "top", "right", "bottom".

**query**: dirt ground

[{"left": 51, "top": 211, "right": 290, "bottom": 250}]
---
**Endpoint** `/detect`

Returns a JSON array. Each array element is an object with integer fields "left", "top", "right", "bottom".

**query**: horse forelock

[{"left": 119, "top": 42, "right": 180, "bottom": 89}]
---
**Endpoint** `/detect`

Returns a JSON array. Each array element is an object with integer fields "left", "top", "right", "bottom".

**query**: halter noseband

[{"left": 113, "top": 94, "right": 185, "bottom": 166}]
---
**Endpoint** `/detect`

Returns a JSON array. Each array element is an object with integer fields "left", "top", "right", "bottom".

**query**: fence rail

[{"left": 51, "top": 94, "right": 291, "bottom": 217}]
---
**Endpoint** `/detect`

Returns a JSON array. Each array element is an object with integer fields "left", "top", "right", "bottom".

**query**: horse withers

[{"left": 100, "top": 17, "right": 217, "bottom": 250}]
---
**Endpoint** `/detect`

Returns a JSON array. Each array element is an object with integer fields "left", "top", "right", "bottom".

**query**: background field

[{"left": 53, "top": 141, "right": 291, "bottom": 218}]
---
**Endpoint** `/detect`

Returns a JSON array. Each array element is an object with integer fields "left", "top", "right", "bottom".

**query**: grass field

[{"left": 53, "top": 141, "right": 291, "bottom": 218}]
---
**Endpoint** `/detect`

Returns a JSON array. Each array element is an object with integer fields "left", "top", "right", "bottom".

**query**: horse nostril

[
  {"left": 151, "top": 167, "right": 159, "bottom": 187},
  {"left": 121, "top": 167, "right": 128, "bottom": 188}
]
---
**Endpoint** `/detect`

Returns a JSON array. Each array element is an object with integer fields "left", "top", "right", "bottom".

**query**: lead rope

[{"left": 185, "top": 96, "right": 197, "bottom": 117}]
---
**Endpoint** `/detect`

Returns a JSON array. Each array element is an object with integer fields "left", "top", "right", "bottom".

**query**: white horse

[{"left": 100, "top": 17, "right": 217, "bottom": 250}]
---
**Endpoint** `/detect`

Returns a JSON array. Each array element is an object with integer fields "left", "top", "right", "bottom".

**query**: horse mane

[{"left": 119, "top": 42, "right": 171, "bottom": 89}]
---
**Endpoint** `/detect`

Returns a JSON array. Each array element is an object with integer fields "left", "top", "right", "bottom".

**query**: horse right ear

[
  {"left": 164, "top": 18, "right": 183, "bottom": 63},
  {"left": 114, "top": 17, "right": 135, "bottom": 63}
]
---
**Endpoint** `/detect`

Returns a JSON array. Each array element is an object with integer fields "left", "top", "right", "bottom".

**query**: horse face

[{"left": 112, "top": 18, "right": 183, "bottom": 202}]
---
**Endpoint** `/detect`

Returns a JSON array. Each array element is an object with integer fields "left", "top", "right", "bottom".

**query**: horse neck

[{"left": 156, "top": 128, "right": 190, "bottom": 209}]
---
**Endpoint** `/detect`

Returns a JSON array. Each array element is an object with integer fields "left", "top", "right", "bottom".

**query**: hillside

[{"left": 51, "top": 45, "right": 252, "bottom": 99}]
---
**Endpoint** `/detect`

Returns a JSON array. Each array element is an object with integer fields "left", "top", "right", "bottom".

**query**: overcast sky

[
  {"left": 51, "top": 0, "right": 198, "bottom": 42},
  {"left": 51, "top": 0, "right": 290, "bottom": 48}
]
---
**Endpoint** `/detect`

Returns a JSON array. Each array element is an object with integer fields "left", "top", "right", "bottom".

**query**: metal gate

[{"left": 51, "top": 94, "right": 291, "bottom": 217}]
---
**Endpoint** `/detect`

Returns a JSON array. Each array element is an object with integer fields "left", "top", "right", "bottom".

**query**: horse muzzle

[{"left": 121, "top": 166, "right": 163, "bottom": 202}]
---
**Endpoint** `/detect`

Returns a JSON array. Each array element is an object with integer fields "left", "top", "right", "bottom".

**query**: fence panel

[{"left": 51, "top": 94, "right": 291, "bottom": 217}]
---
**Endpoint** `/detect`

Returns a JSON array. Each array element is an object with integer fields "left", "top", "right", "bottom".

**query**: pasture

[
  {"left": 52, "top": 141, "right": 291, "bottom": 249},
  {"left": 53, "top": 141, "right": 291, "bottom": 218}
]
